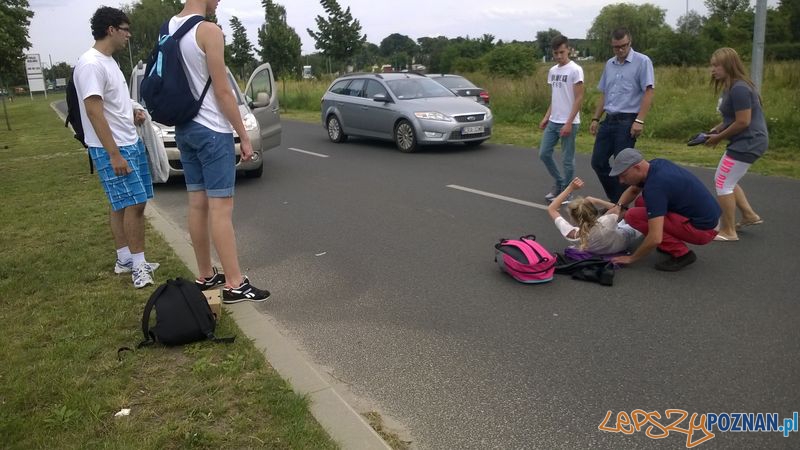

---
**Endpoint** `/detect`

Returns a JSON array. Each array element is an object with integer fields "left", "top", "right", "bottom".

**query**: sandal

[
  {"left": 713, "top": 234, "right": 739, "bottom": 242},
  {"left": 735, "top": 218, "right": 764, "bottom": 230}
]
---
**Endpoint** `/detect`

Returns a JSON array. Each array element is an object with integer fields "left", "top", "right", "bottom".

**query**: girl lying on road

[{"left": 547, "top": 177, "right": 642, "bottom": 255}]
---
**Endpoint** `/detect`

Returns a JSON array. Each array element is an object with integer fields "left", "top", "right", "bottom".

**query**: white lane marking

[
  {"left": 446, "top": 184, "right": 549, "bottom": 211},
  {"left": 288, "top": 147, "right": 329, "bottom": 158}
]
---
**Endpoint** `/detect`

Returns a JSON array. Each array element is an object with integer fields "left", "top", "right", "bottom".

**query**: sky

[{"left": 27, "top": 0, "right": 779, "bottom": 67}]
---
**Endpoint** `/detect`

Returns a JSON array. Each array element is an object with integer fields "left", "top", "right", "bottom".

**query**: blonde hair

[
  {"left": 566, "top": 196, "right": 600, "bottom": 250},
  {"left": 711, "top": 47, "right": 758, "bottom": 97}
]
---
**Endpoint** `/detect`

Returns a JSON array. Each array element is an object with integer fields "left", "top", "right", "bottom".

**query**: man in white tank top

[
  {"left": 74, "top": 6, "right": 159, "bottom": 289},
  {"left": 172, "top": 0, "right": 269, "bottom": 302}
]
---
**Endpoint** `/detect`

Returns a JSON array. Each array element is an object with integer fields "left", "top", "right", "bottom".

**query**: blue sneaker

[{"left": 115, "top": 259, "right": 160, "bottom": 274}]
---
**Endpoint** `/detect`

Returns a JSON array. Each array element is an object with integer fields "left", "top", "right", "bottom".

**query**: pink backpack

[{"left": 495, "top": 235, "right": 556, "bottom": 284}]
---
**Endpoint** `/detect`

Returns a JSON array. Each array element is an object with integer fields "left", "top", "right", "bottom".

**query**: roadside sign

[{"left": 25, "top": 54, "right": 47, "bottom": 99}]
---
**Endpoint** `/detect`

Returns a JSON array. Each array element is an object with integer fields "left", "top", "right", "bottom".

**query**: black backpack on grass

[
  {"left": 64, "top": 74, "right": 93, "bottom": 173},
  {"left": 138, "top": 278, "right": 234, "bottom": 347}
]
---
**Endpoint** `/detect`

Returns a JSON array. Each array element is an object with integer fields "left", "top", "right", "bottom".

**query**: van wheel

[
  {"left": 394, "top": 120, "right": 418, "bottom": 153},
  {"left": 327, "top": 115, "right": 347, "bottom": 143}
]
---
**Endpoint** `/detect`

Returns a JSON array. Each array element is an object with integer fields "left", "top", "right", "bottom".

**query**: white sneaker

[
  {"left": 132, "top": 263, "right": 154, "bottom": 289},
  {"left": 115, "top": 259, "right": 160, "bottom": 274}
]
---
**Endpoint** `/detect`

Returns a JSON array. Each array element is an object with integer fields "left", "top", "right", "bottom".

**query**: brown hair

[
  {"left": 711, "top": 47, "right": 758, "bottom": 96},
  {"left": 566, "top": 197, "right": 599, "bottom": 250}
]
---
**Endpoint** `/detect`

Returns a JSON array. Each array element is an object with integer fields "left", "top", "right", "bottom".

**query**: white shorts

[{"left": 714, "top": 154, "right": 752, "bottom": 195}]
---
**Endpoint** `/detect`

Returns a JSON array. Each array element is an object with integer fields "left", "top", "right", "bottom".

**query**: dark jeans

[{"left": 591, "top": 114, "right": 637, "bottom": 202}]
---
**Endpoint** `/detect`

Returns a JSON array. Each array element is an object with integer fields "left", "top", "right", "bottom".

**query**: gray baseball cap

[{"left": 608, "top": 148, "right": 644, "bottom": 176}]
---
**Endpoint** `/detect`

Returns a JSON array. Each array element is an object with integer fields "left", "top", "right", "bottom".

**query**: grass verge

[{"left": 0, "top": 95, "right": 337, "bottom": 449}]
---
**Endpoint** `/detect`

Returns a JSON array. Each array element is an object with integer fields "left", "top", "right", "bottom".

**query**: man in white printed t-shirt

[
  {"left": 537, "top": 35, "right": 585, "bottom": 204},
  {"left": 74, "top": 6, "right": 158, "bottom": 289}
]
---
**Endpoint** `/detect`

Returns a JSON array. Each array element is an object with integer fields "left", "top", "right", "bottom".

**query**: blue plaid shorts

[{"left": 89, "top": 139, "right": 154, "bottom": 211}]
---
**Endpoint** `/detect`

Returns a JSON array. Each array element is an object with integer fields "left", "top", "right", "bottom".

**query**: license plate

[{"left": 462, "top": 126, "right": 484, "bottom": 135}]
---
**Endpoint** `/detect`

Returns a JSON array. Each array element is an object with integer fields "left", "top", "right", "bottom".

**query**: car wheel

[
  {"left": 244, "top": 163, "right": 263, "bottom": 178},
  {"left": 463, "top": 139, "right": 486, "bottom": 147},
  {"left": 394, "top": 120, "right": 418, "bottom": 153},
  {"left": 326, "top": 115, "right": 347, "bottom": 143}
]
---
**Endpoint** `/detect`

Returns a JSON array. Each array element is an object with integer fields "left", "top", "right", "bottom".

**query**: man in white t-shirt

[
  {"left": 74, "top": 6, "right": 158, "bottom": 289},
  {"left": 538, "top": 35, "right": 584, "bottom": 204}
]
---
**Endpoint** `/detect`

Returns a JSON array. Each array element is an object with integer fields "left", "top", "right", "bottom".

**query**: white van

[{"left": 130, "top": 62, "right": 281, "bottom": 180}]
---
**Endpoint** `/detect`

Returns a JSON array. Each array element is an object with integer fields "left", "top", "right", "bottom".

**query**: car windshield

[
  {"left": 434, "top": 76, "right": 477, "bottom": 89},
  {"left": 385, "top": 77, "right": 455, "bottom": 100}
]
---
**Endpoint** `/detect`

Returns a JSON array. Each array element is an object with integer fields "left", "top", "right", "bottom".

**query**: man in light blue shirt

[{"left": 589, "top": 27, "right": 655, "bottom": 203}]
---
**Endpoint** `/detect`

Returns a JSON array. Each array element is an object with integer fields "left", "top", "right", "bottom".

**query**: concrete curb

[{"left": 145, "top": 203, "right": 390, "bottom": 450}]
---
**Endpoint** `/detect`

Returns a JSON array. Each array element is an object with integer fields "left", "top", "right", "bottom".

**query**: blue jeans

[
  {"left": 175, "top": 121, "right": 236, "bottom": 198},
  {"left": 591, "top": 114, "right": 637, "bottom": 202},
  {"left": 539, "top": 121, "right": 579, "bottom": 192}
]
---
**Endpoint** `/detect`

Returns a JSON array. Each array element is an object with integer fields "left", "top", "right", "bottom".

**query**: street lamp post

[{"left": 751, "top": 0, "right": 767, "bottom": 92}]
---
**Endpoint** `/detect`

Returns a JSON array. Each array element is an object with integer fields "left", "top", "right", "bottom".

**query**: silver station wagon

[{"left": 321, "top": 72, "right": 493, "bottom": 152}]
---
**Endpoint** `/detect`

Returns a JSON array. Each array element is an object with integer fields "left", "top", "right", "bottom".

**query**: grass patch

[
  {"left": 0, "top": 95, "right": 336, "bottom": 449},
  {"left": 361, "top": 412, "right": 411, "bottom": 450}
]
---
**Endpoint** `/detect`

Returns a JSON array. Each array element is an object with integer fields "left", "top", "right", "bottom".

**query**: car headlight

[
  {"left": 243, "top": 113, "right": 258, "bottom": 131},
  {"left": 414, "top": 111, "right": 452, "bottom": 122},
  {"left": 484, "top": 109, "right": 492, "bottom": 121}
]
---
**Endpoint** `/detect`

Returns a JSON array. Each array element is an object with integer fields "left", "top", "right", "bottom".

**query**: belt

[{"left": 605, "top": 112, "right": 638, "bottom": 122}]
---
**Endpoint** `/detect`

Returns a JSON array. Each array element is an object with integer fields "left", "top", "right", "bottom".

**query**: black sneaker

[
  {"left": 655, "top": 250, "right": 697, "bottom": 272},
  {"left": 222, "top": 276, "right": 270, "bottom": 304},
  {"left": 195, "top": 267, "right": 226, "bottom": 290}
]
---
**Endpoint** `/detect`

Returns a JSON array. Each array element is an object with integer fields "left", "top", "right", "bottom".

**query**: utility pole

[{"left": 751, "top": 0, "right": 767, "bottom": 92}]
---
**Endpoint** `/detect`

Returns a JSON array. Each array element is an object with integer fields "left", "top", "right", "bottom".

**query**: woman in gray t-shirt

[{"left": 704, "top": 47, "right": 766, "bottom": 241}]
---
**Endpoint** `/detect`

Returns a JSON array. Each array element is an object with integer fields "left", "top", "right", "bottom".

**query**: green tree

[
  {"left": 437, "top": 36, "right": 494, "bottom": 73},
  {"left": 586, "top": 3, "right": 669, "bottom": 61},
  {"left": 379, "top": 33, "right": 417, "bottom": 57},
  {"left": 43, "top": 62, "right": 73, "bottom": 82},
  {"left": 649, "top": 28, "right": 711, "bottom": 66},
  {"left": 258, "top": 0, "right": 302, "bottom": 79},
  {"left": 777, "top": 0, "right": 799, "bottom": 42},
  {"left": 677, "top": 10, "right": 704, "bottom": 36},
  {"left": 379, "top": 33, "right": 417, "bottom": 71},
  {"left": 484, "top": 43, "right": 536, "bottom": 77},
  {"left": 122, "top": 0, "right": 184, "bottom": 79},
  {"left": 226, "top": 16, "right": 256, "bottom": 81},
  {"left": 0, "top": 0, "right": 34, "bottom": 87},
  {"left": 352, "top": 41, "right": 380, "bottom": 71},
  {"left": 704, "top": 0, "right": 750, "bottom": 25},
  {"left": 306, "top": 0, "right": 366, "bottom": 71},
  {"left": 535, "top": 28, "right": 562, "bottom": 60},
  {"left": 417, "top": 36, "right": 449, "bottom": 72}
]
